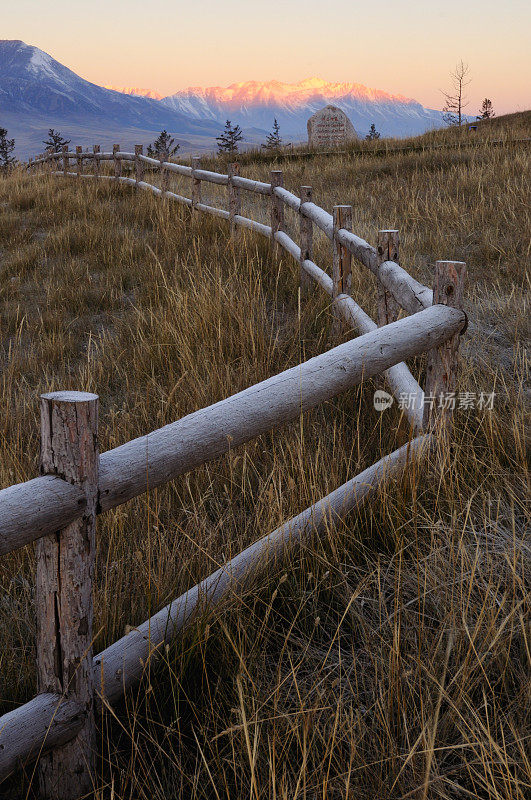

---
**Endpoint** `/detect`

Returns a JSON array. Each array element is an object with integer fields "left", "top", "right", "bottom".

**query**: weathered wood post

[
  {"left": 270, "top": 170, "right": 284, "bottom": 255},
  {"left": 93, "top": 144, "right": 100, "bottom": 178},
  {"left": 377, "top": 230, "right": 400, "bottom": 326},
  {"left": 332, "top": 205, "right": 353, "bottom": 334},
  {"left": 299, "top": 186, "right": 313, "bottom": 297},
  {"left": 423, "top": 261, "right": 466, "bottom": 432},
  {"left": 113, "top": 144, "right": 121, "bottom": 182},
  {"left": 134, "top": 144, "right": 144, "bottom": 187},
  {"left": 35, "top": 391, "right": 99, "bottom": 799},
  {"left": 62, "top": 145, "right": 69, "bottom": 177},
  {"left": 191, "top": 156, "right": 201, "bottom": 209},
  {"left": 76, "top": 146, "right": 83, "bottom": 179},
  {"left": 227, "top": 162, "right": 241, "bottom": 236},
  {"left": 28, "top": 156, "right": 33, "bottom": 174},
  {"left": 160, "top": 149, "right": 169, "bottom": 197}
]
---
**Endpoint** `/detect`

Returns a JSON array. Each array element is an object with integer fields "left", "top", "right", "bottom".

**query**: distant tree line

[{"left": 0, "top": 91, "right": 500, "bottom": 180}]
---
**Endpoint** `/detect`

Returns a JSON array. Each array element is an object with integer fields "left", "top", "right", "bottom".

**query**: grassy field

[{"left": 0, "top": 113, "right": 529, "bottom": 799}]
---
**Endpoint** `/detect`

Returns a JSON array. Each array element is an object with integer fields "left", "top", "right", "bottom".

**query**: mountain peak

[
  {"left": 161, "top": 77, "right": 442, "bottom": 139},
  {"left": 164, "top": 77, "right": 417, "bottom": 108},
  {"left": 299, "top": 77, "right": 329, "bottom": 89}
]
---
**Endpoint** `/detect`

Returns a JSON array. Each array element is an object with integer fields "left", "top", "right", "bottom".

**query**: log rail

[{"left": 0, "top": 146, "right": 468, "bottom": 796}]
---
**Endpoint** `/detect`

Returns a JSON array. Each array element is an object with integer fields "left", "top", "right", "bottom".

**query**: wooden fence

[{"left": 0, "top": 145, "right": 467, "bottom": 797}]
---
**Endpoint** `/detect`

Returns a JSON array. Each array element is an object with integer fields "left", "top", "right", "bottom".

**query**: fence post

[
  {"left": 93, "top": 144, "right": 100, "bottom": 178},
  {"left": 76, "top": 145, "right": 83, "bottom": 179},
  {"left": 299, "top": 186, "right": 313, "bottom": 297},
  {"left": 192, "top": 156, "right": 201, "bottom": 209},
  {"left": 62, "top": 144, "right": 68, "bottom": 176},
  {"left": 377, "top": 230, "right": 400, "bottom": 326},
  {"left": 113, "top": 144, "right": 121, "bottom": 182},
  {"left": 423, "top": 260, "right": 466, "bottom": 432},
  {"left": 35, "top": 391, "right": 99, "bottom": 799},
  {"left": 332, "top": 205, "right": 352, "bottom": 334},
  {"left": 135, "top": 144, "right": 144, "bottom": 187},
  {"left": 160, "top": 149, "right": 169, "bottom": 197},
  {"left": 227, "top": 162, "right": 241, "bottom": 236},
  {"left": 270, "top": 170, "right": 284, "bottom": 254}
]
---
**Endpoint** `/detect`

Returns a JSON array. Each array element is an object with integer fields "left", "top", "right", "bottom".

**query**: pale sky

[{"left": 3, "top": 0, "right": 530, "bottom": 114}]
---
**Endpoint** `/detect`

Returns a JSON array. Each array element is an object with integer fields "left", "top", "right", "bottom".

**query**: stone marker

[{"left": 307, "top": 105, "right": 358, "bottom": 148}]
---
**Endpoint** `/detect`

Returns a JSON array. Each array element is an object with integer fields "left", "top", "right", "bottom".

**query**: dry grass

[{"left": 0, "top": 115, "right": 529, "bottom": 799}]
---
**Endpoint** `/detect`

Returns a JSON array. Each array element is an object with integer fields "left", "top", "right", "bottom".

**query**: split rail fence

[{"left": 0, "top": 145, "right": 467, "bottom": 798}]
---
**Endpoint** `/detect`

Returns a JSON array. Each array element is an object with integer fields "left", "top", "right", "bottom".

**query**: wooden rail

[
  {"left": 33, "top": 147, "right": 434, "bottom": 318},
  {"left": 0, "top": 146, "right": 468, "bottom": 796}
]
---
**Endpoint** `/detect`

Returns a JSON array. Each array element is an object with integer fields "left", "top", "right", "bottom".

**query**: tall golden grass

[{"left": 0, "top": 116, "right": 529, "bottom": 798}]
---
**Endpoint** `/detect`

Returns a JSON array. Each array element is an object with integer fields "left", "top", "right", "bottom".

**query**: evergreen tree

[
  {"left": 477, "top": 98, "right": 495, "bottom": 120},
  {"left": 0, "top": 128, "right": 16, "bottom": 174},
  {"left": 216, "top": 120, "right": 243, "bottom": 155},
  {"left": 147, "top": 130, "right": 180, "bottom": 159},
  {"left": 43, "top": 129, "right": 70, "bottom": 153},
  {"left": 442, "top": 60, "right": 471, "bottom": 126},
  {"left": 264, "top": 118, "right": 282, "bottom": 150},
  {"left": 365, "top": 123, "right": 381, "bottom": 140}
]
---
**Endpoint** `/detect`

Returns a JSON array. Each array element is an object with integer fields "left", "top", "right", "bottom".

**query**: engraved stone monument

[{"left": 307, "top": 105, "right": 358, "bottom": 148}]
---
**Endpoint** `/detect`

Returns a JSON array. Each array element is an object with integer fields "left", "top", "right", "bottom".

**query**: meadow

[{"left": 0, "top": 113, "right": 529, "bottom": 798}]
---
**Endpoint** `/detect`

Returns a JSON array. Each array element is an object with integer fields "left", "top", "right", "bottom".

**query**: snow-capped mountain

[
  {"left": 162, "top": 77, "right": 443, "bottom": 138},
  {"left": 0, "top": 40, "right": 220, "bottom": 156},
  {"left": 1, "top": 40, "right": 445, "bottom": 157},
  {"left": 0, "top": 40, "right": 220, "bottom": 133}
]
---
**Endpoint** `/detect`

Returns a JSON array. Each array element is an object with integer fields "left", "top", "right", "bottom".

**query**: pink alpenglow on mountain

[
  {"left": 166, "top": 78, "right": 414, "bottom": 107},
  {"left": 160, "top": 77, "right": 443, "bottom": 138},
  {"left": 102, "top": 77, "right": 443, "bottom": 138}
]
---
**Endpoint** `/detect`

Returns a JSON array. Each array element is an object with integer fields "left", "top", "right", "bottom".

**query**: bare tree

[{"left": 442, "top": 61, "right": 471, "bottom": 126}]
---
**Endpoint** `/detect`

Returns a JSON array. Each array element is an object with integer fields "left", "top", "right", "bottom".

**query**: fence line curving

[{"left": 0, "top": 145, "right": 468, "bottom": 796}]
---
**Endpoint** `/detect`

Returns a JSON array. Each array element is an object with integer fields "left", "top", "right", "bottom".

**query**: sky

[{"left": 3, "top": 0, "right": 530, "bottom": 114}]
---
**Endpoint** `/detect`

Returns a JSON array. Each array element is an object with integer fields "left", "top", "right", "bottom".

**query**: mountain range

[
  {"left": 1, "top": 40, "right": 444, "bottom": 158},
  {"left": 160, "top": 78, "right": 443, "bottom": 138}
]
